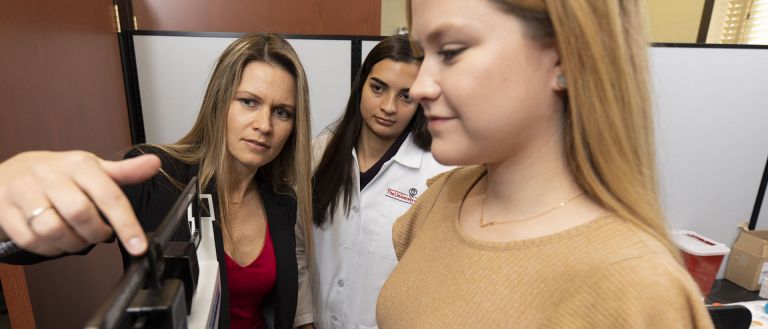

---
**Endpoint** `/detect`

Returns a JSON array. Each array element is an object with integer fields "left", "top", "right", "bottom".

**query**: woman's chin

[{"left": 432, "top": 149, "right": 471, "bottom": 167}]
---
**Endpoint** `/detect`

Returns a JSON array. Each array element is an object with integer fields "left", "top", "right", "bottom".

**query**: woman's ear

[{"left": 551, "top": 54, "right": 567, "bottom": 92}]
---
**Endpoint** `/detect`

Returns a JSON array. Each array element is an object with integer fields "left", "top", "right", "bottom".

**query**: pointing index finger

[{"left": 72, "top": 166, "right": 148, "bottom": 256}]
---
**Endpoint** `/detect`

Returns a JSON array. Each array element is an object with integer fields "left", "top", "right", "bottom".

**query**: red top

[{"left": 225, "top": 223, "right": 277, "bottom": 329}]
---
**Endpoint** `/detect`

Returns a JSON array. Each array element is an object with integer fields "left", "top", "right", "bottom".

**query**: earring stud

[{"left": 557, "top": 74, "right": 568, "bottom": 89}]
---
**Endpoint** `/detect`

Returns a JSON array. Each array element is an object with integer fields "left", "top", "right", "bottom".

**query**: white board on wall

[
  {"left": 650, "top": 46, "right": 768, "bottom": 277},
  {"left": 361, "top": 39, "right": 380, "bottom": 64},
  {"left": 133, "top": 35, "right": 351, "bottom": 143}
]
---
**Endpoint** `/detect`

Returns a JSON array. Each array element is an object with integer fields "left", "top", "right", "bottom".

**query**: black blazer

[
  {"left": 121, "top": 147, "right": 298, "bottom": 329},
  {"left": 1, "top": 146, "right": 299, "bottom": 329}
]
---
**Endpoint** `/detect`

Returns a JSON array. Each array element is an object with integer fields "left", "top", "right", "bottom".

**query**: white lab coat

[{"left": 310, "top": 132, "right": 451, "bottom": 329}]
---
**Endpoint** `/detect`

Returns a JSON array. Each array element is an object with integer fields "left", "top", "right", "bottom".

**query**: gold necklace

[
  {"left": 229, "top": 183, "right": 258, "bottom": 205},
  {"left": 479, "top": 192, "right": 584, "bottom": 228},
  {"left": 229, "top": 191, "right": 248, "bottom": 204}
]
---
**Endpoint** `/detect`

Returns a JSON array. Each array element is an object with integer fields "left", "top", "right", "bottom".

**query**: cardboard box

[
  {"left": 724, "top": 228, "right": 768, "bottom": 291},
  {"left": 673, "top": 230, "right": 730, "bottom": 296}
]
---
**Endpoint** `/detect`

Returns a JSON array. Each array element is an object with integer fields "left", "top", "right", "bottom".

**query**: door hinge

[{"left": 114, "top": 4, "right": 122, "bottom": 33}]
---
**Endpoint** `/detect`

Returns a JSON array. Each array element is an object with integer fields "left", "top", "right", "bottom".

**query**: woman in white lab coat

[{"left": 300, "top": 34, "right": 451, "bottom": 329}]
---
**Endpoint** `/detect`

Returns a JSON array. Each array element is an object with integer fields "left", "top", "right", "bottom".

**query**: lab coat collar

[
  {"left": 390, "top": 134, "right": 424, "bottom": 169},
  {"left": 351, "top": 133, "right": 425, "bottom": 169}
]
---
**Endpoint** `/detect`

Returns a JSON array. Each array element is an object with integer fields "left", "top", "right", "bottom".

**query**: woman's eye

[
  {"left": 238, "top": 98, "right": 257, "bottom": 107},
  {"left": 438, "top": 47, "right": 465, "bottom": 62},
  {"left": 400, "top": 92, "right": 412, "bottom": 103},
  {"left": 274, "top": 108, "right": 294, "bottom": 120},
  {"left": 370, "top": 83, "right": 385, "bottom": 94}
]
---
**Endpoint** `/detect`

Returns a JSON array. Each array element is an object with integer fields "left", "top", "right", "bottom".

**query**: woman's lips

[
  {"left": 427, "top": 116, "right": 454, "bottom": 131},
  {"left": 375, "top": 116, "right": 396, "bottom": 127},
  {"left": 244, "top": 138, "right": 269, "bottom": 150}
]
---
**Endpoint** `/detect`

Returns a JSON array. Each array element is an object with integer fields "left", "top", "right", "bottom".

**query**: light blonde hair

[
  {"left": 408, "top": 0, "right": 676, "bottom": 257},
  {"left": 151, "top": 33, "right": 313, "bottom": 257}
]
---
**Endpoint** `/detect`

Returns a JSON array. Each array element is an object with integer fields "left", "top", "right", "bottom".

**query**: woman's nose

[
  {"left": 381, "top": 94, "right": 397, "bottom": 115},
  {"left": 409, "top": 64, "right": 440, "bottom": 103},
  {"left": 251, "top": 109, "right": 272, "bottom": 133}
]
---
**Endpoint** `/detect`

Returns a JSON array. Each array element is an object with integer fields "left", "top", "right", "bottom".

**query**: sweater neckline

[{"left": 450, "top": 166, "right": 616, "bottom": 251}]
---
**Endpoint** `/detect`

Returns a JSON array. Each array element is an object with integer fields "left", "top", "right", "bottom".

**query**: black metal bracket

[{"left": 85, "top": 177, "right": 200, "bottom": 329}]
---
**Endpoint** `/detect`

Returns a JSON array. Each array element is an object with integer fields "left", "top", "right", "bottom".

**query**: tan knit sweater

[{"left": 376, "top": 166, "right": 714, "bottom": 329}]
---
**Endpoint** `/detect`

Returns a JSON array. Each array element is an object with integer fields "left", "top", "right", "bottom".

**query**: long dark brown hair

[{"left": 312, "top": 34, "right": 429, "bottom": 227}]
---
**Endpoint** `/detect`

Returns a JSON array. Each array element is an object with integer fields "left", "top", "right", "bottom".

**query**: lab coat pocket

[
  {"left": 358, "top": 325, "right": 378, "bottom": 329},
  {"left": 369, "top": 221, "right": 398, "bottom": 261},
  {"left": 315, "top": 205, "right": 360, "bottom": 249}
]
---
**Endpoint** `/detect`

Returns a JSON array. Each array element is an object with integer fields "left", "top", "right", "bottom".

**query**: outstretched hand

[{"left": 0, "top": 151, "right": 160, "bottom": 257}]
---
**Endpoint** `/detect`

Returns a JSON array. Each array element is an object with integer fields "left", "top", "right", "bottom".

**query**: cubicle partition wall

[
  {"left": 133, "top": 32, "right": 362, "bottom": 142},
  {"left": 649, "top": 45, "right": 768, "bottom": 264},
  {"left": 131, "top": 33, "right": 768, "bottom": 277},
  {"left": 361, "top": 40, "right": 380, "bottom": 63}
]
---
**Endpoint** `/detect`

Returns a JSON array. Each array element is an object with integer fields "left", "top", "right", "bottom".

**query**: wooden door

[
  {"left": 131, "top": 0, "right": 381, "bottom": 35},
  {"left": 0, "top": 1, "right": 130, "bottom": 328}
]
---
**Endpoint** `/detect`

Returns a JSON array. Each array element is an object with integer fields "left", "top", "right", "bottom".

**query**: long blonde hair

[
  {"left": 154, "top": 33, "right": 313, "bottom": 255},
  {"left": 408, "top": 0, "right": 676, "bottom": 257}
]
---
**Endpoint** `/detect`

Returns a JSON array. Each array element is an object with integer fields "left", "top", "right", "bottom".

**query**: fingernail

[{"left": 128, "top": 236, "right": 147, "bottom": 254}]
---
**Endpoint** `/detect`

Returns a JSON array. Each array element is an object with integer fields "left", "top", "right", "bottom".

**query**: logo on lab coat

[{"left": 386, "top": 187, "right": 418, "bottom": 204}]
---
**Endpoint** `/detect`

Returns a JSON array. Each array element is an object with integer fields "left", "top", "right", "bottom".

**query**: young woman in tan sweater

[{"left": 376, "top": 0, "right": 715, "bottom": 328}]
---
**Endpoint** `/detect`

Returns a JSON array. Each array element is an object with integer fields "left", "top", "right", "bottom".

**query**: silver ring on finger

[{"left": 27, "top": 205, "right": 53, "bottom": 225}]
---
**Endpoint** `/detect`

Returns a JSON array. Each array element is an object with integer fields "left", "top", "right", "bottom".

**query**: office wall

[
  {"left": 650, "top": 46, "right": 768, "bottom": 278},
  {"left": 0, "top": 1, "right": 130, "bottom": 328},
  {"left": 381, "top": 0, "right": 407, "bottom": 35},
  {"left": 648, "top": 0, "right": 706, "bottom": 43},
  {"left": 133, "top": 34, "right": 352, "bottom": 143},
  {"left": 362, "top": 40, "right": 380, "bottom": 62},
  {"left": 380, "top": 1, "right": 709, "bottom": 42},
  {"left": 132, "top": 0, "right": 381, "bottom": 35},
  {"left": 0, "top": 3, "right": 132, "bottom": 159}
]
